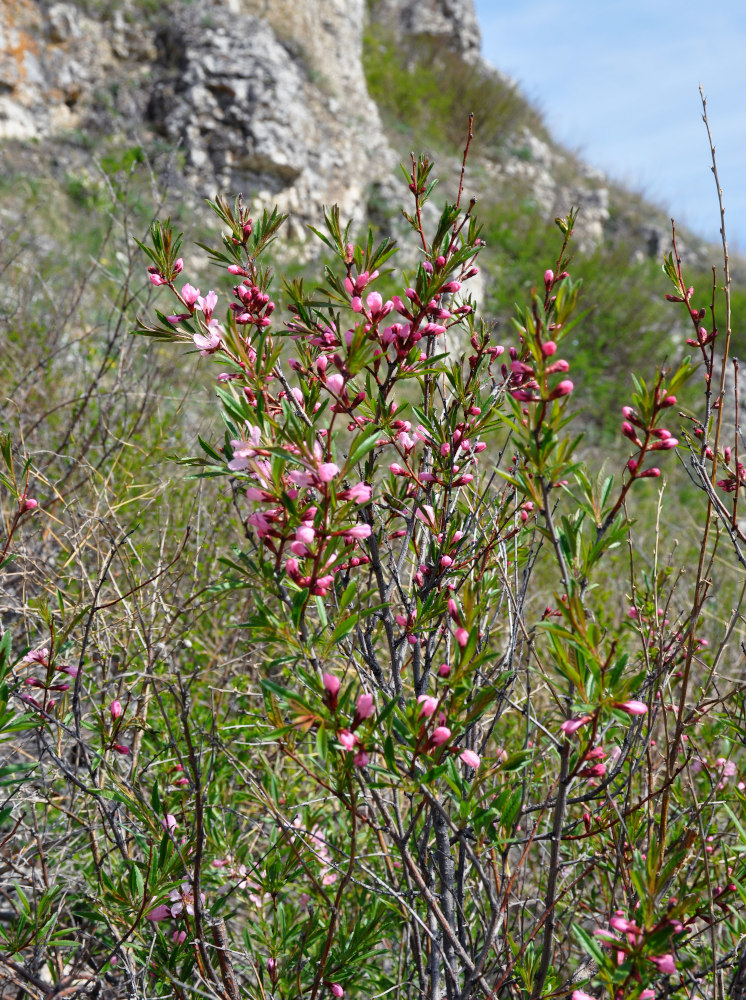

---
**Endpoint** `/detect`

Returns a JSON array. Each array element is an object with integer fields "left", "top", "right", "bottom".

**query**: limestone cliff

[{"left": 0, "top": 0, "right": 696, "bottom": 261}]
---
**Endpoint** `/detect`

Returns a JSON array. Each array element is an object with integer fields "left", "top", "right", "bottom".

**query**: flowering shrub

[{"left": 2, "top": 129, "right": 746, "bottom": 1000}]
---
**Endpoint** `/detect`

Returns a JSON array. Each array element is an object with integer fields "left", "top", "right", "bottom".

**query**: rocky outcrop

[
  {"left": 0, "top": 0, "right": 392, "bottom": 228},
  {"left": 0, "top": 0, "right": 695, "bottom": 261},
  {"left": 368, "top": 0, "right": 481, "bottom": 58},
  {"left": 146, "top": 1, "right": 391, "bottom": 232}
]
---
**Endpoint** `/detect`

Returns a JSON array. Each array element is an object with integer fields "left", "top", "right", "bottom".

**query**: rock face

[
  {"left": 0, "top": 0, "right": 392, "bottom": 226},
  {"left": 146, "top": 0, "right": 391, "bottom": 231},
  {"left": 0, "top": 0, "right": 684, "bottom": 259},
  {"left": 368, "top": 0, "right": 481, "bottom": 58}
]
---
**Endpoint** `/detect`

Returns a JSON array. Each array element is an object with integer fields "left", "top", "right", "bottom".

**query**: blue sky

[{"left": 474, "top": 0, "right": 746, "bottom": 249}]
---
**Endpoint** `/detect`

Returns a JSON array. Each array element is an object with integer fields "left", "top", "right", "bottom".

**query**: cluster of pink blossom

[
  {"left": 560, "top": 699, "right": 647, "bottom": 737},
  {"left": 19, "top": 647, "right": 78, "bottom": 717},
  {"left": 689, "top": 754, "right": 743, "bottom": 791},
  {"left": 622, "top": 396, "right": 678, "bottom": 480},
  {"left": 666, "top": 283, "right": 715, "bottom": 349},
  {"left": 147, "top": 256, "right": 183, "bottom": 286},
  {"left": 323, "top": 673, "right": 374, "bottom": 767},
  {"left": 290, "top": 814, "right": 339, "bottom": 888},
  {"left": 593, "top": 909, "right": 679, "bottom": 980},
  {"left": 146, "top": 881, "right": 205, "bottom": 928},
  {"left": 715, "top": 449, "right": 746, "bottom": 493},
  {"left": 415, "top": 691, "right": 480, "bottom": 767},
  {"left": 507, "top": 339, "right": 573, "bottom": 405},
  {"left": 388, "top": 412, "right": 486, "bottom": 490},
  {"left": 227, "top": 429, "right": 372, "bottom": 595}
]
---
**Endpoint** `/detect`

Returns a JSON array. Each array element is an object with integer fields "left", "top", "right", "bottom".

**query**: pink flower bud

[
  {"left": 639, "top": 467, "right": 661, "bottom": 478},
  {"left": 560, "top": 715, "right": 591, "bottom": 735},
  {"left": 430, "top": 726, "right": 451, "bottom": 746},
  {"left": 331, "top": 985, "right": 344, "bottom": 998},
  {"left": 318, "top": 463, "right": 340, "bottom": 483},
  {"left": 460, "top": 749, "right": 480, "bottom": 768},
  {"left": 549, "top": 380, "right": 573, "bottom": 399},
  {"left": 343, "top": 524, "right": 372, "bottom": 541},
  {"left": 541, "top": 340, "right": 557, "bottom": 356},
  {"left": 295, "top": 524, "right": 315, "bottom": 546},
  {"left": 454, "top": 627, "right": 469, "bottom": 648},
  {"left": 110, "top": 700, "right": 123, "bottom": 720},
  {"left": 544, "top": 269, "right": 554, "bottom": 287},
  {"left": 438, "top": 662, "right": 451, "bottom": 678},
  {"left": 323, "top": 673, "right": 341, "bottom": 697},
  {"left": 19, "top": 496, "right": 38, "bottom": 512},
  {"left": 417, "top": 695, "right": 438, "bottom": 718},
  {"left": 338, "top": 729, "right": 357, "bottom": 751},
  {"left": 614, "top": 699, "right": 647, "bottom": 715},
  {"left": 146, "top": 904, "right": 172, "bottom": 922},
  {"left": 649, "top": 954, "right": 676, "bottom": 975},
  {"left": 356, "top": 692, "right": 375, "bottom": 719}
]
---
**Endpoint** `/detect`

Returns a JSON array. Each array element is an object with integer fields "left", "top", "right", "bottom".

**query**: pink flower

[
  {"left": 196, "top": 290, "right": 218, "bottom": 320},
  {"left": 356, "top": 693, "right": 375, "bottom": 719},
  {"left": 454, "top": 627, "right": 469, "bottom": 648},
  {"left": 417, "top": 695, "right": 438, "bottom": 718},
  {"left": 341, "top": 482, "right": 371, "bottom": 504},
  {"left": 609, "top": 915, "right": 641, "bottom": 935},
  {"left": 181, "top": 283, "right": 201, "bottom": 308},
  {"left": 560, "top": 715, "right": 591, "bottom": 735},
  {"left": 331, "top": 986, "right": 344, "bottom": 998},
  {"left": 146, "top": 903, "right": 172, "bottom": 922},
  {"left": 325, "top": 373, "right": 345, "bottom": 395},
  {"left": 323, "top": 673, "right": 341, "bottom": 697},
  {"left": 614, "top": 700, "right": 648, "bottom": 716},
  {"left": 551, "top": 379, "right": 574, "bottom": 398},
  {"left": 169, "top": 883, "right": 205, "bottom": 917},
  {"left": 318, "top": 463, "right": 340, "bottom": 483},
  {"left": 173, "top": 929, "right": 187, "bottom": 944},
  {"left": 295, "top": 524, "right": 315, "bottom": 546},
  {"left": 110, "top": 700, "right": 123, "bottom": 720},
  {"left": 430, "top": 726, "right": 451, "bottom": 746},
  {"left": 571, "top": 992, "right": 596, "bottom": 1000},
  {"left": 19, "top": 496, "right": 37, "bottom": 512},
  {"left": 649, "top": 953, "right": 676, "bottom": 975},
  {"left": 438, "top": 662, "right": 451, "bottom": 678},
  {"left": 338, "top": 729, "right": 357, "bottom": 751},
  {"left": 343, "top": 523, "right": 371, "bottom": 541},
  {"left": 353, "top": 749, "right": 369, "bottom": 767},
  {"left": 639, "top": 991, "right": 655, "bottom": 1000},
  {"left": 23, "top": 647, "right": 50, "bottom": 666},
  {"left": 162, "top": 814, "right": 178, "bottom": 834},
  {"left": 415, "top": 505, "right": 437, "bottom": 531},
  {"left": 460, "top": 749, "right": 481, "bottom": 768},
  {"left": 193, "top": 321, "right": 223, "bottom": 355}
]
